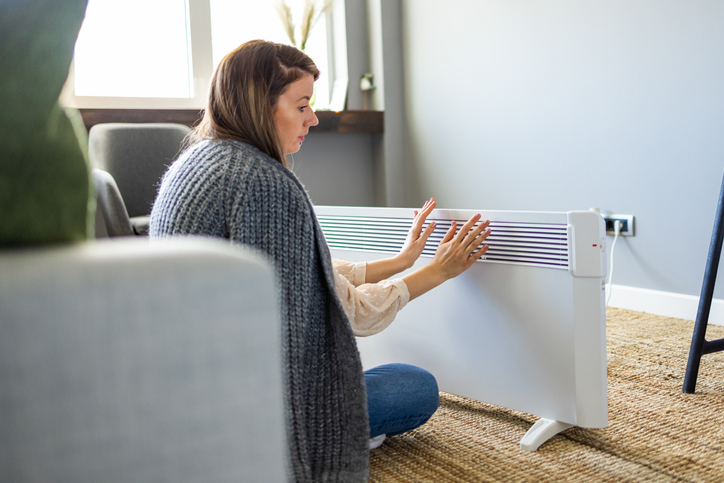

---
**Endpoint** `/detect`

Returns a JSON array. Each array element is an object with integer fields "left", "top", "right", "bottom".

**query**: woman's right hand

[
  {"left": 429, "top": 214, "right": 491, "bottom": 282},
  {"left": 402, "top": 213, "right": 491, "bottom": 301}
]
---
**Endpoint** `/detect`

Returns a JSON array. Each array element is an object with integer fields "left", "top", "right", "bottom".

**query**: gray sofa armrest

[{"left": 0, "top": 238, "right": 286, "bottom": 482}]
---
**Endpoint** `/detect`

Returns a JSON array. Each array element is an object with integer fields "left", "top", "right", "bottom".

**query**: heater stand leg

[{"left": 519, "top": 418, "right": 573, "bottom": 451}]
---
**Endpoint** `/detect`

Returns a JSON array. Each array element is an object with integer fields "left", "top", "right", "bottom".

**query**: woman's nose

[{"left": 308, "top": 110, "right": 319, "bottom": 127}]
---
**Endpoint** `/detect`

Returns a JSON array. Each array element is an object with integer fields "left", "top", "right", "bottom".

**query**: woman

[{"left": 150, "top": 40, "right": 491, "bottom": 482}]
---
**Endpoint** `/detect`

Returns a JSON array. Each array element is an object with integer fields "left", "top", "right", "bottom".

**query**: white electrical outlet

[{"left": 601, "top": 214, "right": 635, "bottom": 236}]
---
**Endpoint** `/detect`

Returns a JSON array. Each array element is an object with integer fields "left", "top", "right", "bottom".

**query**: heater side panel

[{"left": 573, "top": 277, "right": 608, "bottom": 427}]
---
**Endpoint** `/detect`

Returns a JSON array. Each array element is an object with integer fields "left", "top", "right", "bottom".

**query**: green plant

[{"left": 0, "top": 0, "right": 92, "bottom": 246}]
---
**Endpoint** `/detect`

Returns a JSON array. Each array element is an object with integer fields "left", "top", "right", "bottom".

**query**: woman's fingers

[
  {"left": 468, "top": 243, "right": 490, "bottom": 265},
  {"left": 411, "top": 198, "right": 436, "bottom": 236},
  {"left": 421, "top": 198, "right": 436, "bottom": 216},
  {"left": 463, "top": 221, "right": 491, "bottom": 252},
  {"left": 422, "top": 221, "right": 436, "bottom": 240},
  {"left": 410, "top": 211, "right": 422, "bottom": 236},
  {"left": 441, "top": 220, "right": 457, "bottom": 244},
  {"left": 455, "top": 214, "right": 482, "bottom": 243},
  {"left": 415, "top": 221, "right": 436, "bottom": 249},
  {"left": 416, "top": 198, "right": 436, "bottom": 224},
  {"left": 411, "top": 207, "right": 426, "bottom": 234},
  {"left": 453, "top": 215, "right": 490, "bottom": 248},
  {"left": 464, "top": 228, "right": 491, "bottom": 256}
]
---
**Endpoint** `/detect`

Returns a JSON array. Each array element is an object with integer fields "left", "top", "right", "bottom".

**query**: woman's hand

[
  {"left": 429, "top": 214, "right": 491, "bottom": 282},
  {"left": 402, "top": 213, "right": 491, "bottom": 301},
  {"left": 365, "top": 198, "right": 438, "bottom": 283},
  {"left": 396, "top": 198, "right": 438, "bottom": 270}
]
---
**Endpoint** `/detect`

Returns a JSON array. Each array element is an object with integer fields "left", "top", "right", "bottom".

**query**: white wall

[{"left": 400, "top": 0, "right": 724, "bottom": 300}]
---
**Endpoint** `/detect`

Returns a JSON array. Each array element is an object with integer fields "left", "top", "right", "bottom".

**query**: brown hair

[{"left": 193, "top": 40, "right": 319, "bottom": 167}]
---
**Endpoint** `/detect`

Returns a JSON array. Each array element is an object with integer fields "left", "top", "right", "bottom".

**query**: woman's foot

[{"left": 369, "top": 434, "right": 386, "bottom": 450}]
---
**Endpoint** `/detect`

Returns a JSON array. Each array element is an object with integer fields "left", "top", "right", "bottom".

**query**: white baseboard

[{"left": 608, "top": 284, "right": 724, "bottom": 326}]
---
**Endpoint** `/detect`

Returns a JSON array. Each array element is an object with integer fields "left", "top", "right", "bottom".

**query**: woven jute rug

[{"left": 369, "top": 308, "right": 724, "bottom": 482}]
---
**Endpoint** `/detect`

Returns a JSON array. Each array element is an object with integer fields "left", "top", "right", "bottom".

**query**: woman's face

[{"left": 273, "top": 73, "right": 319, "bottom": 156}]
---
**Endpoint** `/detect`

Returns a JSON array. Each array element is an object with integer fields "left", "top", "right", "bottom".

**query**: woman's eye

[{"left": 298, "top": 106, "right": 306, "bottom": 112}]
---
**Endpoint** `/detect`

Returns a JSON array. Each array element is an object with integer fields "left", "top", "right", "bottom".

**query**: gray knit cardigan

[{"left": 149, "top": 140, "right": 369, "bottom": 482}]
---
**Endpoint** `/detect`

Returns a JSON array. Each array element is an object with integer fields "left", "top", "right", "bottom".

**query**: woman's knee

[
  {"left": 366, "top": 363, "right": 440, "bottom": 413},
  {"left": 365, "top": 363, "right": 440, "bottom": 437},
  {"left": 410, "top": 366, "right": 440, "bottom": 416}
]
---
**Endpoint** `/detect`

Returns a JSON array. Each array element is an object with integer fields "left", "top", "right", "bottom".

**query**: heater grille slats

[
  {"left": 318, "top": 214, "right": 570, "bottom": 270},
  {"left": 322, "top": 229, "right": 567, "bottom": 242}
]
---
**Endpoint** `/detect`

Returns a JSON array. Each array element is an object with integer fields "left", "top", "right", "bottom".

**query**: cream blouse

[{"left": 332, "top": 259, "right": 410, "bottom": 337}]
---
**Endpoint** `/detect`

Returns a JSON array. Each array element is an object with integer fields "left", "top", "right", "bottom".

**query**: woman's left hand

[{"left": 396, "top": 198, "right": 437, "bottom": 270}]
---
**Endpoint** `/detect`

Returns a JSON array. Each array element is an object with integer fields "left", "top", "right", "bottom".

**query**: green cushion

[{"left": 0, "top": 0, "right": 92, "bottom": 246}]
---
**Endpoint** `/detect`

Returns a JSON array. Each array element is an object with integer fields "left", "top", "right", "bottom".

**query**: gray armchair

[
  {"left": 92, "top": 168, "right": 135, "bottom": 237},
  {"left": 0, "top": 237, "right": 286, "bottom": 482},
  {"left": 89, "top": 123, "right": 191, "bottom": 237}
]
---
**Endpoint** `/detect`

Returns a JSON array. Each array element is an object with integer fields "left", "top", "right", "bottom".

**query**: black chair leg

[{"left": 684, "top": 172, "right": 724, "bottom": 393}]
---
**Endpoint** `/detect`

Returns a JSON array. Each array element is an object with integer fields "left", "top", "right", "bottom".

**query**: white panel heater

[{"left": 315, "top": 206, "right": 608, "bottom": 451}]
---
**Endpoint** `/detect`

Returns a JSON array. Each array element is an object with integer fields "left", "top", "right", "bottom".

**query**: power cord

[{"left": 605, "top": 220, "right": 623, "bottom": 307}]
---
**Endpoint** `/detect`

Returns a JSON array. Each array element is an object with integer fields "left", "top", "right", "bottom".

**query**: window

[
  {"left": 64, "top": 0, "right": 335, "bottom": 109},
  {"left": 209, "top": 0, "right": 330, "bottom": 108},
  {"left": 74, "top": 0, "right": 193, "bottom": 99}
]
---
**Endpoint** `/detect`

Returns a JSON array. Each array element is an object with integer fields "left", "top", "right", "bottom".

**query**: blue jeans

[{"left": 365, "top": 363, "right": 440, "bottom": 438}]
